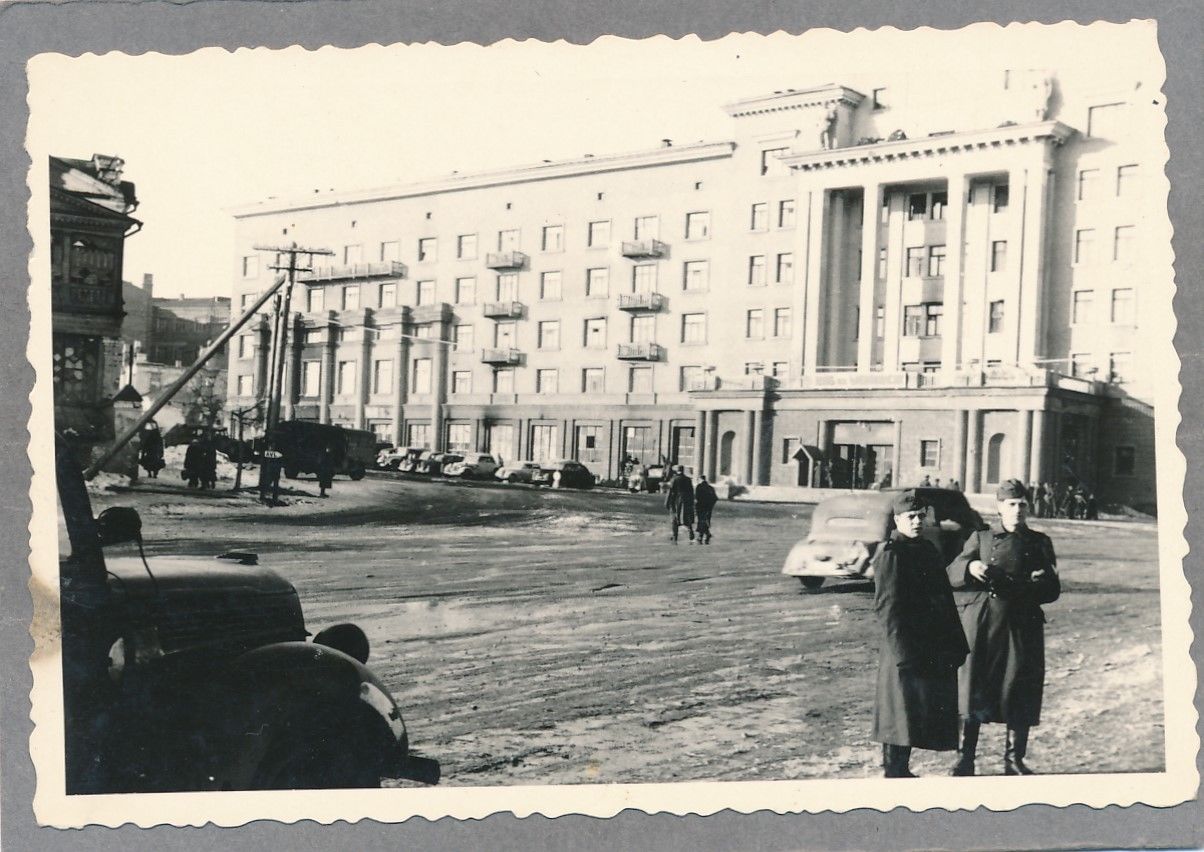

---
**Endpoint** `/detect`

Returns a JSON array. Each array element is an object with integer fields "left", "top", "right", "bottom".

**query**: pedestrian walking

[
  {"left": 138, "top": 421, "right": 165, "bottom": 479},
  {"left": 199, "top": 436, "right": 218, "bottom": 490},
  {"left": 946, "top": 478, "right": 1061, "bottom": 776},
  {"left": 871, "top": 490, "right": 969, "bottom": 778},
  {"left": 919, "top": 474, "right": 932, "bottom": 487},
  {"left": 183, "top": 439, "right": 204, "bottom": 488},
  {"left": 694, "top": 474, "right": 718, "bottom": 544},
  {"left": 664, "top": 464, "right": 695, "bottom": 543},
  {"left": 317, "top": 444, "right": 335, "bottom": 498}
]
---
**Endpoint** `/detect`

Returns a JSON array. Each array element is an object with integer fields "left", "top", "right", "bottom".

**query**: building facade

[{"left": 227, "top": 69, "right": 1162, "bottom": 510}]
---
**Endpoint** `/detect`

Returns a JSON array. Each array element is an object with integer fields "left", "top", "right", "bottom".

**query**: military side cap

[
  {"left": 995, "top": 478, "right": 1029, "bottom": 500},
  {"left": 890, "top": 489, "right": 929, "bottom": 514}
]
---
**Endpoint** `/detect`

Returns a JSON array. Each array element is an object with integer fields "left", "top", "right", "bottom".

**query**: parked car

[
  {"left": 496, "top": 460, "right": 544, "bottom": 484},
  {"left": 443, "top": 452, "right": 500, "bottom": 479},
  {"left": 781, "top": 487, "right": 985, "bottom": 590},
  {"left": 395, "top": 447, "right": 427, "bottom": 473},
  {"left": 377, "top": 445, "right": 418, "bottom": 470},
  {"left": 415, "top": 451, "right": 463, "bottom": 476},
  {"left": 54, "top": 432, "right": 439, "bottom": 793},
  {"left": 532, "top": 459, "right": 595, "bottom": 489},
  {"left": 272, "top": 420, "right": 377, "bottom": 481}
]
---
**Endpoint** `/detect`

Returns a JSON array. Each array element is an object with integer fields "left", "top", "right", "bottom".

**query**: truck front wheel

[{"left": 348, "top": 468, "right": 366, "bottom": 481}]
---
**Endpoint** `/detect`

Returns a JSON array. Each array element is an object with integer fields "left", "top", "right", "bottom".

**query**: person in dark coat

[
  {"left": 871, "top": 490, "right": 970, "bottom": 778},
  {"left": 317, "top": 444, "right": 336, "bottom": 498},
  {"left": 947, "top": 478, "right": 1061, "bottom": 776},
  {"left": 138, "top": 422, "right": 165, "bottom": 479},
  {"left": 694, "top": 474, "right": 718, "bottom": 545},
  {"left": 183, "top": 439, "right": 205, "bottom": 488},
  {"left": 664, "top": 464, "right": 695, "bottom": 543},
  {"left": 199, "top": 436, "right": 218, "bottom": 490}
]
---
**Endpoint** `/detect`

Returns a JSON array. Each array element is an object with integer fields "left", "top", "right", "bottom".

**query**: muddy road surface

[{"left": 95, "top": 471, "right": 1166, "bottom": 784}]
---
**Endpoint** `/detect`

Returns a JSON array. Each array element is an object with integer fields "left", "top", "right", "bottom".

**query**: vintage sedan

[
  {"left": 495, "top": 460, "right": 544, "bottom": 484},
  {"left": 415, "top": 452, "right": 463, "bottom": 476},
  {"left": 781, "top": 487, "right": 985, "bottom": 590},
  {"left": 532, "top": 459, "right": 595, "bottom": 489},
  {"left": 443, "top": 452, "right": 501, "bottom": 480}
]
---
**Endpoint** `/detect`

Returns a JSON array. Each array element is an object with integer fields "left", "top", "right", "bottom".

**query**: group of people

[
  {"left": 182, "top": 436, "right": 219, "bottom": 490},
  {"left": 662, "top": 464, "right": 719, "bottom": 544},
  {"left": 916, "top": 475, "right": 962, "bottom": 491},
  {"left": 872, "top": 479, "right": 1061, "bottom": 778},
  {"left": 1027, "top": 481, "right": 1099, "bottom": 520}
]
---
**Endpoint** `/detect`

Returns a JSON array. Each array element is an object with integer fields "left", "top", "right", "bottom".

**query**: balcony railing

[
  {"left": 621, "top": 239, "right": 668, "bottom": 259},
  {"left": 298, "top": 260, "right": 407, "bottom": 283},
  {"left": 481, "top": 347, "right": 523, "bottom": 366},
  {"left": 484, "top": 251, "right": 528, "bottom": 270},
  {"left": 617, "top": 292, "right": 666, "bottom": 312},
  {"left": 482, "top": 300, "right": 524, "bottom": 319},
  {"left": 616, "top": 342, "right": 665, "bottom": 361}
]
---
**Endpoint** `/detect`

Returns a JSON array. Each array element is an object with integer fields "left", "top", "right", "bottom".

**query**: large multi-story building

[{"left": 227, "top": 67, "right": 1163, "bottom": 510}]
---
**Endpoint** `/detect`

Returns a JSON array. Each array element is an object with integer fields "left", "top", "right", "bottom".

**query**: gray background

[{"left": 1, "top": 2, "right": 1199, "bottom": 849}]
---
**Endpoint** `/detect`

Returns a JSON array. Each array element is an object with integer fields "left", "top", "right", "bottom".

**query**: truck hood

[{"left": 105, "top": 555, "right": 299, "bottom": 598}]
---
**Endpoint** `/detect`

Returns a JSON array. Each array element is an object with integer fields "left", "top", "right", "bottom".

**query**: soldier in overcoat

[
  {"left": 871, "top": 490, "right": 970, "bottom": 778},
  {"left": 664, "top": 465, "right": 695, "bottom": 543},
  {"left": 947, "top": 478, "right": 1061, "bottom": 776}
]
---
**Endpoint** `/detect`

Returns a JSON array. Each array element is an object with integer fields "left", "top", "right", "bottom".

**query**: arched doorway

[
  {"left": 719, "top": 431, "right": 736, "bottom": 477},
  {"left": 986, "top": 433, "right": 1006, "bottom": 485}
]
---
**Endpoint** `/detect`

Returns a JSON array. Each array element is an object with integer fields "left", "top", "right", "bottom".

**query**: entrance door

[
  {"left": 487, "top": 423, "right": 515, "bottom": 463},
  {"left": 986, "top": 433, "right": 1006, "bottom": 485},
  {"left": 530, "top": 424, "right": 559, "bottom": 463},
  {"left": 719, "top": 431, "right": 736, "bottom": 477},
  {"left": 575, "top": 425, "right": 604, "bottom": 466}
]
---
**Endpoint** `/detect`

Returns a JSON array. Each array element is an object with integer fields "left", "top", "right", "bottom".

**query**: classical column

[
  {"left": 693, "top": 409, "right": 706, "bottom": 477},
  {"left": 953, "top": 409, "right": 968, "bottom": 488},
  {"left": 742, "top": 409, "right": 755, "bottom": 484},
  {"left": 430, "top": 328, "right": 449, "bottom": 451},
  {"left": 881, "top": 191, "right": 906, "bottom": 372},
  {"left": 283, "top": 314, "right": 303, "bottom": 421},
  {"left": 703, "top": 410, "right": 719, "bottom": 480},
  {"left": 823, "top": 190, "right": 847, "bottom": 368},
  {"left": 1029, "top": 408, "right": 1046, "bottom": 484},
  {"left": 892, "top": 419, "right": 903, "bottom": 487},
  {"left": 476, "top": 418, "right": 487, "bottom": 453},
  {"left": 354, "top": 311, "right": 372, "bottom": 430},
  {"left": 751, "top": 409, "right": 765, "bottom": 486},
  {"left": 319, "top": 312, "right": 336, "bottom": 424},
  {"left": 857, "top": 183, "right": 882, "bottom": 371},
  {"left": 802, "top": 188, "right": 828, "bottom": 376},
  {"left": 966, "top": 409, "right": 983, "bottom": 493},
  {"left": 254, "top": 315, "right": 271, "bottom": 400},
  {"left": 1015, "top": 409, "right": 1033, "bottom": 483},
  {"left": 1015, "top": 159, "right": 1054, "bottom": 368},
  {"left": 940, "top": 173, "right": 970, "bottom": 374},
  {"left": 390, "top": 330, "right": 409, "bottom": 446}
]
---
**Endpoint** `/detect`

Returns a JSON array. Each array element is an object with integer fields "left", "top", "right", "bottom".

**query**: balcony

[
  {"left": 298, "top": 260, "right": 407, "bottom": 283},
  {"left": 481, "top": 347, "right": 523, "bottom": 366},
  {"left": 483, "top": 300, "right": 524, "bottom": 319},
  {"left": 485, "top": 251, "right": 528, "bottom": 270},
  {"left": 621, "top": 239, "right": 668, "bottom": 259},
  {"left": 617, "top": 292, "right": 666, "bottom": 312},
  {"left": 616, "top": 342, "right": 665, "bottom": 361}
]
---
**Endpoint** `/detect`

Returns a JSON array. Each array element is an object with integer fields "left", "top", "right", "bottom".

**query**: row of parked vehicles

[{"left": 376, "top": 447, "right": 596, "bottom": 489}]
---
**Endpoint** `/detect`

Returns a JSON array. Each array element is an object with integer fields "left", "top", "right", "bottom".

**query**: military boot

[
  {"left": 951, "top": 719, "right": 979, "bottom": 776},
  {"left": 883, "top": 744, "right": 916, "bottom": 778},
  {"left": 1004, "top": 727, "right": 1034, "bottom": 775}
]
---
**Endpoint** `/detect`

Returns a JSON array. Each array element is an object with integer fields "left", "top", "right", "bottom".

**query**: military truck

[{"left": 272, "top": 420, "right": 378, "bottom": 481}]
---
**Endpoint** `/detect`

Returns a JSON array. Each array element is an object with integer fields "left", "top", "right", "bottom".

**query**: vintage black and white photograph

[{"left": 25, "top": 20, "right": 1193, "bottom": 827}]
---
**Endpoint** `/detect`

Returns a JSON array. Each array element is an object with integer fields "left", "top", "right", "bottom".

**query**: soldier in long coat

[
  {"left": 694, "top": 475, "right": 718, "bottom": 544},
  {"left": 947, "top": 478, "right": 1061, "bottom": 776},
  {"left": 664, "top": 465, "right": 696, "bottom": 543},
  {"left": 871, "top": 490, "right": 969, "bottom": 778}
]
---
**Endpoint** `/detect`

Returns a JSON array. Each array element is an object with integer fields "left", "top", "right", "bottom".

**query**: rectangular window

[
  {"left": 750, "top": 202, "right": 768, "bottom": 231},
  {"left": 455, "top": 277, "right": 475, "bottom": 304},
  {"left": 992, "top": 183, "right": 1009, "bottom": 213},
  {"left": 1074, "top": 229, "right": 1096, "bottom": 265},
  {"left": 1072, "top": 290, "right": 1094, "bottom": 325},
  {"left": 586, "top": 267, "right": 609, "bottom": 298},
  {"left": 1116, "top": 164, "right": 1139, "bottom": 197},
  {"left": 749, "top": 255, "right": 767, "bottom": 286},
  {"left": 302, "top": 361, "right": 321, "bottom": 396},
  {"left": 541, "top": 225, "right": 564, "bottom": 252},
  {"left": 1111, "top": 288, "right": 1135, "bottom": 323},
  {"left": 634, "top": 215, "right": 659, "bottom": 240},
  {"left": 416, "top": 280, "right": 435, "bottom": 305},
  {"left": 679, "top": 365, "right": 703, "bottom": 391},
  {"left": 379, "top": 282, "right": 397, "bottom": 307},
  {"left": 454, "top": 324, "right": 474, "bottom": 352},
  {"left": 577, "top": 424, "right": 605, "bottom": 465},
  {"left": 411, "top": 358, "right": 432, "bottom": 394},
  {"left": 587, "top": 219, "right": 610, "bottom": 248},
  {"left": 536, "top": 369, "right": 559, "bottom": 394},
  {"left": 540, "top": 271, "right": 562, "bottom": 301},
  {"left": 744, "top": 362, "right": 764, "bottom": 376},
  {"left": 241, "top": 255, "right": 259, "bottom": 278},
  {"left": 1114, "top": 445, "right": 1136, "bottom": 476},
  {"left": 584, "top": 317, "right": 607, "bottom": 349},
  {"left": 991, "top": 240, "right": 1008, "bottom": 273},
  {"left": 920, "top": 439, "right": 940, "bottom": 468},
  {"left": 773, "top": 307, "right": 792, "bottom": 338},
  {"left": 746, "top": 309, "right": 764, "bottom": 339},
  {"left": 682, "top": 313, "right": 707, "bottom": 344},
  {"left": 1077, "top": 169, "right": 1101, "bottom": 202},
  {"left": 633, "top": 263, "right": 657, "bottom": 293},
  {"left": 344, "top": 244, "right": 363, "bottom": 265},
  {"left": 1088, "top": 103, "right": 1125, "bottom": 138},
  {"left": 685, "top": 211, "right": 711, "bottom": 240},
  {"left": 1070, "top": 353, "right": 1094, "bottom": 378},
  {"left": 876, "top": 247, "right": 888, "bottom": 279},
  {"left": 930, "top": 192, "right": 947, "bottom": 221},
  {"left": 342, "top": 285, "right": 360, "bottom": 311},
  {"left": 337, "top": 360, "right": 357, "bottom": 395},
  {"left": 778, "top": 199, "right": 796, "bottom": 228},
  {"left": 989, "top": 300, "right": 1005, "bottom": 334},
  {"left": 493, "top": 321, "right": 516, "bottom": 348},
  {"left": 417, "top": 237, "right": 436, "bottom": 262},
  {"left": 907, "top": 193, "right": 927, "bottom": 221},
  {"left": 582, "top": 367, "right": 605, "bottom": 394},
  {"left": 371, "top": 359, "right": 393, "bottom": 394},
  {"left": 496, "top": 272, "right": 518, "bottom": 301},
  {"left": 493, "top": 369, "right": 514, "bottom": 393},
  {"left": 445, "top": 424, "right": 472, "bottom": 452},
  {"left": 776, "top": 253, "right": 794, "bottom": 284},
  {"left": 872, "top": 87, "right": 888, "bottom": 109},
  {"left": 1113, "top": 226, "right": 1136, "bottom": 262},
  {"left": 240, "top": 293, "right": 254, "bottom": 311},
  {"left": 906, "top": 247, "right": 925, "bottom": 278},
  {"left": 380, "top": 240, "right": 400, "bottom": 262},
  {"left": 903, "top": 305, "right": 925, "bottom": 337},
  {"left": 236, "top": 335, "right": 249, "bottom": 359},
  {"left": 927, "top": 245, "right": 946, "bottom": 277},
  {"left": 628, "top": 367, "right": 653, "bottom": 394},
  {"left": 538, "top": 320, "right": 560, "bottom": 350},
  {"left": 683, "top": 260, "right": 708, "bottom": 291},
  {"left": 1109, "top": 352, "right": 1133, "bottom": 384},
  {"left": 237, "top": 374, "right": 254, "bottom": 396},
  {"left": 630, "top": 315, "right": 655, "bottom": 344},
  {"left": 874, "top": 305, "right": 885, "bottom": 338},
  {"left": 772, "top": 361, "right": 789, "bottom": 378},
  {"left": 498, "top": 229, "right": 520, "bottom": 251},
  {"left": 307, "top": 287, "right": 325, "bottom": 313},
  {"left": 925, "top": 303, "right": 943, "bottom": 337},
  {"left": 760, "top": 147, "right": 788, "bottom": 176},
  {"left": 457, "top": 234, "right": 477, "bottom": 260},
  {"left": 407, "top": 423, "right": 431, "bottom": 449}
]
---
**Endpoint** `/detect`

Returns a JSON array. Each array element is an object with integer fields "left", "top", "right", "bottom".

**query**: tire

[
  {"left": 799, "top": 576, "right": 825, "bottom": 590},
  {"left": 507, "top": 474, "right": 520, "bottom": 483},
  {"left": 249, "top": 710, "right": 392, "bottom": 791},
  {"left": 349, "top": 469, "right": 365, "bottom": 481},
  {"left": 388, "top": 460, "right": 401, "bottom": 471}
]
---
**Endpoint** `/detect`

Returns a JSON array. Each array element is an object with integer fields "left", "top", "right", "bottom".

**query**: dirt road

[{"left": 96, "top": 471, "right": 1166, "bottom": 784}]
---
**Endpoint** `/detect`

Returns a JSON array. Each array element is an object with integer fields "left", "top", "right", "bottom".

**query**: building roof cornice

[
  {"left": 231, "top": 141, "right": 736, "bottom": 219},
  {"left": 723, "top": 84, "right": 866, "bottom": 118},
  {"left": 781, "top": 120, "right": 1075, "bottom": 172}
]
